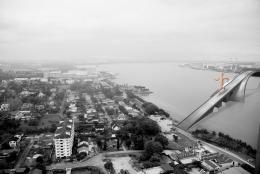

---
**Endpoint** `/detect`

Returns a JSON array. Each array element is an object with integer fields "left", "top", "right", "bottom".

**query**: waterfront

[{"left": 98, "top": 62, "right": 260, "bottom": 148}]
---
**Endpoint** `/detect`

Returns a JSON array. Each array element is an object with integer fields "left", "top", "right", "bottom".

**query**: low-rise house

[
  {"left": 98, "top": 112, "right": 105, "bottom": 118},
  {"left": 50, "top": 88, "right": 57, "bottom": 93},
  {"left": 37, "top": 91, "right": 45, "bottom": 98},
  {"left": 77, "top": 141, "right": 96, "bottom": 156},
  {"left": 0, "top": 103, "right": 10, "bottom": 112},
  {"left": 102, "top": 99, "right": 115, "bottom": 105},
  {"left": 197, "top": 151, "right": 219, "bottom": 160},
  {"left": 0, "top": 87, "right": 6, "bottom": 93},
  {"left": 160, "top": 164, "right": 174, "bottom": 174},
  {"left": 89, "top": 118, "right": 99, "bottom": 124},
  {"left": 112, "top": 125, "right": 120, "bottom": 132},
  {"left": 111, "top": 122, "right": 121, "bottom": 132},
  {"left": 94, "top": 93, "right": 105, "bottom": 100},
  {"left": 86, "top": 108, "right": 97, "bottom": 114},
  {"left": 21, "top": 103, "right": 34, "bottom": 111},
  {"left": 14, "top": 111, "right": 33, "bottom": 120},
  {"left": 222, "top": 167, "right": 251, "bottom": 174},
  {"left": 65, "top": 79, "right": 75, "bottom": 85},
  {"left": 95, "top": 124, "right": 105, "bottom": 132},
  {"left": 35, "top": 104, "right": 45, "bottom": 111},
  {"left": 15, "top": 78, "right": 29, "bottom": 82},
  {"left": 129, "top": 98, "right": 143, "bottom": 110},
  {"left": 214, "top": 154, "right": 236, "bottom": 171},
  {"left": 20, "top": 90, "right": 34, "bottom": 97},
  {"left": 117, "top": 113, "right": 127, "bottom": 121},
  {"left": 69, "top": 103, "right": 77, "bottom": 113},
  {"left": 9, "top": 141, "right": 17, "bottom": 148},
  {"left": 8, "top": 135, "right": 22, "bottom": 149},
  {"left": 201, "top": 160, "right": 220, "bottom": 173},
  {"left": 49, "top": 101, "right": 55, "bottom": 106}
]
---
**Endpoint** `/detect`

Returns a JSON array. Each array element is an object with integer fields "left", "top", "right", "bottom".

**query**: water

[{"left": 98, "top": 62, "right": 260, "bottom": 148}]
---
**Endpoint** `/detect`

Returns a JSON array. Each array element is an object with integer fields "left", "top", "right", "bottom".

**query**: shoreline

[
  {"left": 105, "top": 63, "right": 257, "bottom": 149},
  {"left": 124, "top": 82, "right": 256, "bottom": 166}
]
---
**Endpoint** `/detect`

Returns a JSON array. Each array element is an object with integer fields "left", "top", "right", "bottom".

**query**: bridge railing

[{"left": 178, "top": 71, "right": 245, "bottom": 130}]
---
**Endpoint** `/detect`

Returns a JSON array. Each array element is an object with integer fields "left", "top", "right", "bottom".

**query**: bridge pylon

[
  {"left": 178, "top": 71, "right": 260, "bottom": 131},
  {"left": 214, "top": 72, "right": 229, "bottom": 90}
]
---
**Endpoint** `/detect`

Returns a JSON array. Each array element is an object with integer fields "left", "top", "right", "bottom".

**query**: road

[
  {"left": 47, "top": 150, "right": 143, "bottom": 171},
  {"left": 178, "top": 71, "right": 253, "bottom": 130},
  {"left": 175, "top": 127, "right": 255, "bottom": 168},
  {"left": 58, "top": 90, "right": 67, "bottom": 119},
  {"left": 102, "top": 106, "right": 112, "bottom": 126},
  {"left": 15, "top": 137, "right": 35, "bottom": 169}
]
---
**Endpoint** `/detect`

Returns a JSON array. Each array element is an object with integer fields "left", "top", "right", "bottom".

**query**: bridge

[{"left": 178, "top": 71, "right": 260, "bottom": 131}]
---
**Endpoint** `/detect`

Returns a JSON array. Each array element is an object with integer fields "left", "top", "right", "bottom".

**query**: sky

[{"left": 0, "top": 0, "right": 260, "bottom": 63}]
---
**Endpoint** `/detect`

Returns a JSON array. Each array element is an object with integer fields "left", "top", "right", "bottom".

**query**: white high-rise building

[{"left": 54, "top": 119, "right": 74, "bottom": 158}]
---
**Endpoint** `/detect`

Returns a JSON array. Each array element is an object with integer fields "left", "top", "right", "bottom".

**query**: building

[
  {"left": 201, "top": 160, "right": 220, "bottom": 173},
  {"left": 0, "top": 103, "right": 10, "bottom": 111},
  {"left": 54, "top": 119, "right": 74, "bottom": 158},
  {"left": 77, "top": 138, "right": 96, "bottom": 156},
  {"left": 223, "top": 167, "right": 251, "bottom": 174}
]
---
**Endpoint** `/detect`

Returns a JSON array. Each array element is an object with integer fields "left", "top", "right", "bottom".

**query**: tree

[
  {"left": 28, "top": 120, "right": 39, "bottom": 126},
  {"left": 142, "top": 102, "right": 159, "bottom": 115},
  {"left": 7, "top": 97, "right": 22, "bottom": 111},
  {"left": 119, "top": 105, "right": 128, "bottom": 115},
  {"left": 104, "top": 161, "right": 113, "bottom": 170},
  {"left": 125, "top": 139, "right": 132, "bottom": 149},
  {"left": 6, "top": 151, "right": 17, "bottom": 163},
  {"left": 7, "top": 81, "right": 22, "bottom": 93},
  {"left": 0, "top": 69, "right": 14, "bottom": 81},
  {"left": 36, "top": 156, "right": 44, "bottom": 163},
  {"left": 139, "top": 118, "right": 161, "bottom": 136},
  {"left": 78, "top": 114, "right": 85, "bottom": 122},
  {"left": 173, "top": 134, "right": 178, "bottom": 142},
  {"left": 144, "top": 141, "right": 163, "bottom": 157},
  {"left": 155, "top": 134, "right": 168, "bottom": 149},
  {"left": 0, "top": 119, "right": 20, "bottom": 133},
  {"left": 132, "top": 135, "right": 144, "bottom": 150},
  {"left": 218, "top": 132, "right": 224, "bottom": 137},
  {"left": 105, "top": 107, "right": 115, "bottom": 115},
  {"left": 212, "top": 131, "right": 216, "bottom": 136},
  {"left": 50, "top": 124, "right": 57, "bottom": 133}
]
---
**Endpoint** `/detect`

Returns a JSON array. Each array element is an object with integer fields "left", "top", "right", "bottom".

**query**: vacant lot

[
  {"left": 166, "top": 132, "right": 197, "bottom": 150},
  {"left": 38, "top": 114, "right": 60, "bottom": 128},
  {"left": 110, "top": 156, "right": 137, "bottom": 174}
]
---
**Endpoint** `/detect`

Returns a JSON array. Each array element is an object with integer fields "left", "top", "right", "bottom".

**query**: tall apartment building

[{"left": 54, "top": 119, "right": 74, "bottom": 158}]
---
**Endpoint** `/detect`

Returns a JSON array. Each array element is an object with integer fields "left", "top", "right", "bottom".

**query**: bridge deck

[{"left": 178, "top": 71, "right": 253, "bottom": 130}]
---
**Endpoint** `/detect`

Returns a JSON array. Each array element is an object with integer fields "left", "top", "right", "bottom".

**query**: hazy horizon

[{"left": 0, "top": 0, "right": 260, "bottom": 62}]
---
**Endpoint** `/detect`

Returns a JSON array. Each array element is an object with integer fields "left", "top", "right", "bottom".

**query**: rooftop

[{"left": 54, "top": 119, "right": 74, "bottom": 139}]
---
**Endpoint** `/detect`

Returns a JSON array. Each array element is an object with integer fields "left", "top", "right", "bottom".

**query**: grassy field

[
  {"left": 166, "top": 132, "right": 197, "bottom": 150},
  {"left": 38, "top": 114, "right": 60, "bottom": 128}
]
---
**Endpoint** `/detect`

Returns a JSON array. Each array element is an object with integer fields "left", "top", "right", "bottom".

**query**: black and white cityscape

[{"left": 0, "top": 1, "right": 260, "bottom": 174}]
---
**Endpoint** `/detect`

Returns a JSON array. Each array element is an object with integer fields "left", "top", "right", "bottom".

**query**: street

[
  {"left": 15, "top": 137, "right": 35, "bottom": 169},
  {"left": 175, "top": 127, "right": 255, "bottom": 168}
]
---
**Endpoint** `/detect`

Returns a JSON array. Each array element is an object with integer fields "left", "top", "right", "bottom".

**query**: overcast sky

[{"left": 0, "top": 0, "right": 260, "bottom": 62}]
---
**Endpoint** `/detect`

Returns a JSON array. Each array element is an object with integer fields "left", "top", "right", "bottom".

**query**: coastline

[
  {"left": 143, "top": 94, "right": 183, "bottom": 123},
  {"left": 118, "top": 78, "right": 257, "bottom": 166},
  {"left": 102, "top": 62, "right": 258, "bottom": 148}
]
